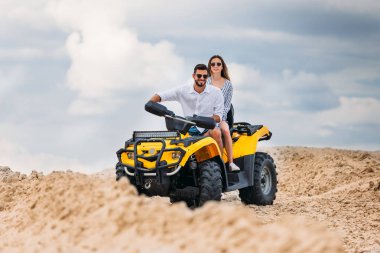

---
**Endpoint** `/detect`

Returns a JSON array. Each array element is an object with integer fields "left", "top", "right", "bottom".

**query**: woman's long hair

[{"left": 207, "top": 55, "right": 230, "bottom": 81}]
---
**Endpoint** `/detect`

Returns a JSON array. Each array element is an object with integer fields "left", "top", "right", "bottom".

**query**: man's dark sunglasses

[
  {"left": 211, "top": 62, "right": 222, "bottom": 67},
  {"left": 196, "top": 74, "right": 208, "bottom": 79}
]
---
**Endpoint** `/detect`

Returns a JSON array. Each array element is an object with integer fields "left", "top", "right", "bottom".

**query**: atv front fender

[{"left": 179, "top": 137, "right": 221, "bottom": 166}]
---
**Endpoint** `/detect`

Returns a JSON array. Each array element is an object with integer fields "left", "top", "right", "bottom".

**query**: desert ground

[{"left": 1, "top": 147, "right": 379, "bottom": 253}]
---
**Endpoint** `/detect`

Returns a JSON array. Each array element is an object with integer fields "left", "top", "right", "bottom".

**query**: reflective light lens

[
  {"left": 171, "top": 151, "right": 181, "bottom": 160},
  {"left": 127, "top": 152, "right": 134, "bottom": 159}
]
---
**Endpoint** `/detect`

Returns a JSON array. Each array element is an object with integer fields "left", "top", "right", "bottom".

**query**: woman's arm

[{"left": 223, "top": 82, "right": 233, "bottom": 121}]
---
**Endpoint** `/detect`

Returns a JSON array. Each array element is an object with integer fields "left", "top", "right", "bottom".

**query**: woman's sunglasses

[
  {"left": 211, "top": 62, "right": 222, "bottom": 67},
  {"left": 196, "top": 74, "right": 208, "bottom": 79}
]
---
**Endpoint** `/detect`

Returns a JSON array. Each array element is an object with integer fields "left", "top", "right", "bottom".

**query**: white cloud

[
  {"left": 270, "top": 0, "right": 380, "bottom": 17},
  {"left": 0, "top": 67, "right": 25, "bottom": 97},
  {"left": 0, "top": 48, "right": 43, "bottom": 59},
  {"left": 227, "top": 63, "right": 286, "bottom": 111},
  {"left": 67, "top": 97, "right": 124, "bottom": 116},
  {"left": 0, "top": 137, "right": 87, "bottom": 174},
  {"left": 224, "top": 64, "right": 379, "bottom": 148},
  {"left": 0, "top": 1, "right": 68, "bottom": 62},
  {"left": 45, "top": 0, "right": 185, "bottom": 115},
  {"left": 229, "top": 63, "right": 262, "bottom": 87},
  {"left": 0, "top": 0, "right": 54, "bottom": 32},
  {"left": 317, "top": 96, "right": 380, "bottom": 126},
  {"left": 319, "top": 0, "right": 380, "bottom": 17},
  {"left": 229, "top": 63, "right": 339, "bottom": 112},
  {"left": 322, "top": 67, "right": 380, "bottom": 96},
  {"left": 0, "top": 47, "right": 62, "bottom": 60},
  {"left": 159, "top": 27, "right": 302, "bottom": 44}
]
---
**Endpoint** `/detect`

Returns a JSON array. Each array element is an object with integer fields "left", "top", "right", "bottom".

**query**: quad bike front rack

[{"left": 116, "top": 137, "right": 186, "bottom": 184}]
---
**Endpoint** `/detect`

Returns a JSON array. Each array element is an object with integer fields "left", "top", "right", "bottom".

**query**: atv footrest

[{"left": 226, "top": 170, "right": 251, "bottom": 191}]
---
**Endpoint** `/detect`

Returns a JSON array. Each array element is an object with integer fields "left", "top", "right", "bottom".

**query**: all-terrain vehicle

[{"left": 115, "top": 101, "right": 277, "bottom": 207}]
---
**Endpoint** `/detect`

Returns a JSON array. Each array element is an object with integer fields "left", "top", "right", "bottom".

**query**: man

[{"left": 149, "top": 64, "right": 224, "bottom": 153}]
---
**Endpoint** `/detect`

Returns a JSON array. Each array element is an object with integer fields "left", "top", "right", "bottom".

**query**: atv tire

[
  {"left": 239, "top": 152, "right": 277, "bottom": 205},
  {"left": 115, "top": 163, "right": 144, "bottom": 194},
  {"left": 198, "top": 160, "right": 223, "bottom": 207},
  {"left": 170, "top": 160, "right": 222, "bottom": 208}
]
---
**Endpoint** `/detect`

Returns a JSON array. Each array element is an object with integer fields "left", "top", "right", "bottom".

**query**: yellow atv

[{"left": 115, "top": 101, "right": 277, "bottom": 207}]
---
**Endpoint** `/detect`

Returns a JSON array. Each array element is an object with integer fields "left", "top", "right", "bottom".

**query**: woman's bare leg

[
  {"left": 220, "top": 121, "right": 233, "bottom": 163},
  {"left": 220, "top": 121, "right": 239, "bottom": 171}
]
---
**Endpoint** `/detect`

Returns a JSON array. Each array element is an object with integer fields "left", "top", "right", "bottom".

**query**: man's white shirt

[{"left": 157, "top": 84, "right": 224, "bottom": 124}]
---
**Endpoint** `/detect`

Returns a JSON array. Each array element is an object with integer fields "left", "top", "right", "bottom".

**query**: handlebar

[{"left": 145, "top": 101, "right": 216, "bottom": 130}]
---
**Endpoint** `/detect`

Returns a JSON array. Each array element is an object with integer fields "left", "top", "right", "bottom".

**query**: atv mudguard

[{"left": 178, "top": 136, "right": 221, "bottom": 166}]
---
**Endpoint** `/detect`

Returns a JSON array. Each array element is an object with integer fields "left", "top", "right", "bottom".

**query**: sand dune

[{"left": 1, "top": 147, "right": 379, "bottom": 252}]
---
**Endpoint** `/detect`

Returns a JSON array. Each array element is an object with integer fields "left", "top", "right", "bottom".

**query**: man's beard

[{"left": 195, "top": 79, "right": 205, "bottom": 87}]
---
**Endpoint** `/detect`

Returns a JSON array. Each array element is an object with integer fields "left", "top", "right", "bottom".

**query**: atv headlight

[
  {"left": 171, "top": 151, "right": 181, "bottom": 160},
  {"left": 127, "top": 152, "right": 134, "bottom": 159},
  {"left": 133, "top": 131, "right": 179, "bottom": 140}
]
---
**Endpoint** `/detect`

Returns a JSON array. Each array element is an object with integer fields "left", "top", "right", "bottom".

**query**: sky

[{"left": 1, "top": 0, "right": 379, "bottom": 174}]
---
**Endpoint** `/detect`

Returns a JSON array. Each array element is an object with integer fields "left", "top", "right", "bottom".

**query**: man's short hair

[{"left": 193, "top": 64, "right": 208, "bottom": 74}]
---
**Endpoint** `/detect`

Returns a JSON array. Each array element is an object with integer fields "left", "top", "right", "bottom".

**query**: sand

[{"left": 1, "top": 147, "right": 379, "bottom": 252}]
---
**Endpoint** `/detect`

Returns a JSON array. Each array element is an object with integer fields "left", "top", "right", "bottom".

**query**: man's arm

[
  {"left": 150, "top": 94, "right": 161, "bottom": 103},
  {"left": 150, "top": 86, "right": 181, "bottom": 104},
  {"left": 222, "top": 83, "right": 233, "bottom": 121}
]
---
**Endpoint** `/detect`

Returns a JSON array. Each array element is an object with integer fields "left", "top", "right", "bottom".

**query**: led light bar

[{"left": 133, "top": 131, "right": 179, "bottom": 140}]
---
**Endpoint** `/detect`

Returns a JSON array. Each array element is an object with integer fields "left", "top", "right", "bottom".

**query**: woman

[{"left": 207, "top": 55, "right": 240, "bottom": 172}]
